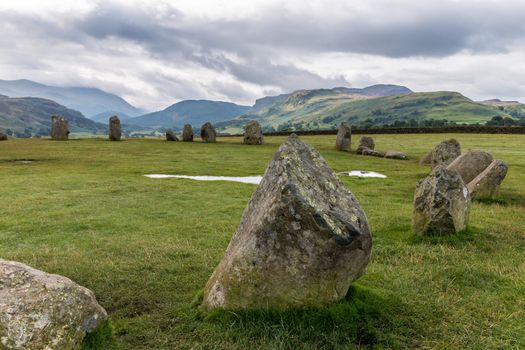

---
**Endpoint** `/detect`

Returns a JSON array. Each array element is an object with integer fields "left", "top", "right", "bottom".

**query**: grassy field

[{"left": 0, "top": 134, "right": 524, "bottom": 349}]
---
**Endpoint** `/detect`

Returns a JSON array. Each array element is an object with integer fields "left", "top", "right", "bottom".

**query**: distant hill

[
  {"left": 480, "top": 99, "right": 525, "bottom": 119},
  {"left": 216, "top": 89, "right": 510, "bottom": 134},
  {"left": 249, "top": 84, "right": 412, "bottom": 115},
  {"left": 0, "top": 95, "right": 105, "bottom": 134},
  {"left": 0, "top": 79, "right": 144, "bottom": 119},
  {"left": 129, "top": 100, "right": 251, "bottom": 128},
  {"left": 479, "top": 99, "right": 521, "bottom": 107},
  {"left": 91, "top": 111, "right": 133, "bottom": 123},
  {"left": 333, "top": 84, "right": 413, "bottom": 97}
]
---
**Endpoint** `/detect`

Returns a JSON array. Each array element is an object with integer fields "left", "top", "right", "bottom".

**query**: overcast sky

[{"left": 0, "top": 0, "right": 524, "bottom": 111}]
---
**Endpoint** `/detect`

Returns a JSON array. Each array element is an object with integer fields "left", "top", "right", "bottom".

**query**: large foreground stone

[
  {"left": 50, "top": 115, "right": 69, "bottom": 140},
  {"left": 202, "top": 134, "right": 372, "bottom": 310},
  {"left": 412, "top": 166, "right": 470, "bottom": 235},
  {"left": 0, "top": 133, "right": 7, "bottom": 141},
  {"left": 430, "top": 139, "right": 461, "bottom": 168},
  {"left": 182, "top": 124, "right": 193, "bottom": 142},
  {"left": 0, "top": 259, "right": 107, "bottom": 349},
  {"left": 467, "top": 160, "right": 508, "bottom": 200},
  {"left": 335, "top": 122, "right": 351, "bottom": 151},
  {"left": 446, "top": 150, "right": 493, "bottom": 184},
  {"left": 200, "top": 122, "right": 216, "bottom": 143},
  {"left": 243, "top": 120, "right": 264, "bottom": 145},
  {"left": 166, "top": 130, "right": 178, "bottom": 141},
  {"left": 109, "top": 116, "right": 121, "bottom": 141},
  {"left": 356, "top": 136, "right": 375, "bottom": 154}
]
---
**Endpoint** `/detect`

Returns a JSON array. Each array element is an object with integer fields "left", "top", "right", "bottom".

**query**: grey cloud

[{"left": 1, "top": 0, "right": 524, "bottom": 108}]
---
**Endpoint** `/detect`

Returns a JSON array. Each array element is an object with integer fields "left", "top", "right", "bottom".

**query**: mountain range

[
  {"left": 215, "top": 86, "right": 514, "bottom": 134},
  {"left": 0, "top": 79, "right": 144, "bottom": 119},
  {"left": 128, "top": 100, "right": 250, "bottom": 129},
  {"left": 0, "top": 79, "right": 522, "bottom": 136}
]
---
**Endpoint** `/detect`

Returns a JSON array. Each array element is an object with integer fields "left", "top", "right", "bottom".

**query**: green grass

[{"left": 0, "top": 134, "right": 524, "bottom": 349}]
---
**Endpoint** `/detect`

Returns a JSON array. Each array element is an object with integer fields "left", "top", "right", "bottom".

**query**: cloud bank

[{"left": 0, "top": 0, "right": 524, "bottom": 110}]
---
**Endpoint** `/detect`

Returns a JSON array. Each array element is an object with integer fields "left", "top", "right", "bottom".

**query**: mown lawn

[{"left": 0, "top": 134, "right": 523, "bottom": 349}]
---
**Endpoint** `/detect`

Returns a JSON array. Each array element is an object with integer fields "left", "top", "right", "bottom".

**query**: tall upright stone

[
  {"left": 202, "top": 134, "right": 372, "bottom": 310},
  {"left": 50, "top": 115, "right": 69, "bottom": 140},
  {"left": 430, "top": 139, "right": 461, "bottom": 169},
  {"left": 412, "top": 166, "right": 470, "bottom": 235},
  {"left": 335, "top": 122, "right": 351, "bottom": 151},
  {"left": 166, "top": 130, "right": 178, "bottom": 141},
  {"left": 200, "top": 122, "right": 216, "bottom": 143},
  {"left": 109, "top": 116, "right": 121, "bottom": 141},
  {"left": 0, "top": 259, "right": 108, "bottom": 349},
  {"left": 0, "top": 132, "right": 7, "bottom": 141},
  {"left": 182, "top": 124, "right": 193, "bottom": 142},
  {"left": 446, "top": 150, "right": 493, "bottom": 184},
  {"left": 243, "top": 120, "right": 264, "bottom": 145},
  {"left": 467, "top": 159, "right": 508, "bottom": 200},
  {"left": 356, "top": 136, "right": 375, "bottom": 154}
]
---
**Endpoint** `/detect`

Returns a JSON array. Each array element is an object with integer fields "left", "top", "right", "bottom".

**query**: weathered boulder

[
  {"left": 446, "top": 150, "right": 493, "bottom": 184},
  {"left": 166, "top": 130, "right": 178, "bottom": 141},
  {"left": 430, "top": 139, "right": 461, "bottom": 168},
  {"left": 182, "top": 124, "right": 193, "bottom": 142},
  {"left": 420, "top": 151, "right": 432, "bottom": 165},
  {"left": 335, "top": 122, "right": 351, "bottom": 151},
  {"left": 0, "top": 132, "right": 7, "bottom": 141},
  {"left": 356, "top": 136, "right": 375, "bottom": 154},
  {"left": 385, "top": 151, "right": 408, "bottom": 160},
  {"left": 109, "top": 116, "right": 121, "bottom": 141},
  {"left": 362, "top": 148, "right": 386, "bottom": 157},
  {"left": 50, "top": 115, "right": 69, "bottom": 140},
  {"left": 202, "top": 134, "right": 372, "bottom": 310},
  {"left": 467, "top": 160, "right": 508, "bottom": 200},
  {"left": 243, "top": 120, "right": 264, "bottom": 145},
  {"left": 0, "top": 259, "right": 108, "bottom": 349},
  {"left": 200, "top": 122, "right": 216, "bottom": 143},
  {"left": 412, "top": 166, "right": 470, "bottom": 235}
]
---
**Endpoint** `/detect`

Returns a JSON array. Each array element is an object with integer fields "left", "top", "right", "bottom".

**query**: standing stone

[
  {"left": 200, "top": 122, "right": 216, "bottom": 143},
  {"left": 202, "top": 134, "right": 372, "bottom": 310},
  {"left": 446, "top": 150, "right": 493, "bottom": 184},
  {"left": 166, "top": 130, "right": 178, "bottom": 141},
  {"left": 467, "top": 160, "right": 508, "bottom": 200},
  {"left": 243, "top": 120, "right": 264, "bottom": 145},
  {"left": 0, "top": 259, "right": 108, "bottom": 349},
  {"left": 109, "top": 116, "right": 121, "bottom": 141},
  {"left": 385, "top": 151, "right": 408, "bottom": 160},
  {"left": 335, "top": 122, "right": 351, "bottom": 151},
  {"left": 0, "top": 132, "right": 7, "bottom": 141},
  {"left": 182, "top": 124, "right": 193, "bottom": 142},
  {"left": 412, "top": 166, "right": 470, "bottom": 235},
  {"left": 430, "top": 139, "right": 461, "bottom": 169},
  {"left": 50, "top": 115, "right": 69, "bottom": 140},
  {"left": 356, "top": 136, "right": 375, "bottom": 154}
]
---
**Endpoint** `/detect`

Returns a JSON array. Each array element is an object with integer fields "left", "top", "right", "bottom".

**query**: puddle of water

[
  {"left": 144, "top": 174, "right": 262, "bottom": 184},
  {"left": 1, "top": 159, "right": 37, "bottom": 164},
  {"left": 338, "top": 171, "right": 387, "bottom": 178}
]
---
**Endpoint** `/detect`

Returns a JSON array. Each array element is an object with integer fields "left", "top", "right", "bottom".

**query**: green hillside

[
  {"left": 216, "top": 90, "right": 511, "bottom": 134},
  {"left": 0, "top": 95, "right": 105, "bottom": 135},
  {"left": 129, "top": 100, "right": 250, "bottom": 129}
]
